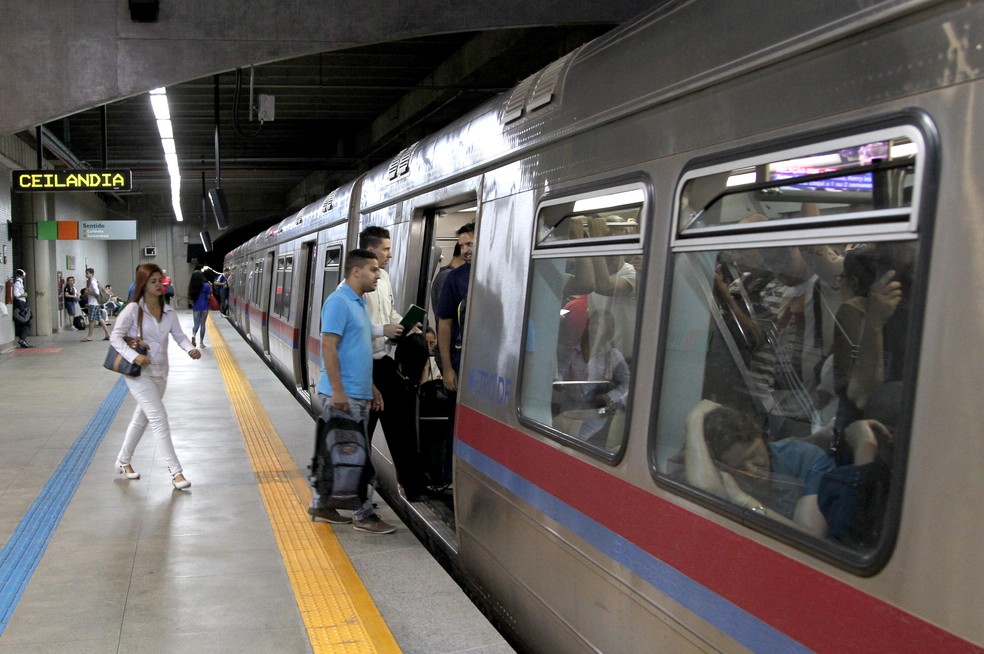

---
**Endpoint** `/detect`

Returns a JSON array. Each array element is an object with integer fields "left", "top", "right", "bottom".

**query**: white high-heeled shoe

[
  {"left": 171, "top": 473, "right": 191, "bottom": 490},
  {"left": 115, "top": 459, "right": 140, "bottom": 480}
]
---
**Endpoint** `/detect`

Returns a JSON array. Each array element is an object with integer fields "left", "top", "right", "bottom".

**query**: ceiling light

[{"left": 149, "top": 88, "right": 182, "bottom": 221}]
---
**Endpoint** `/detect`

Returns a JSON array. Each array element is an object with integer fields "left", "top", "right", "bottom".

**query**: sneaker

[
  {"left": 353, "top": 513, "right": 396, "bottom": 534},
  {"left": 191, "top": 337, "right": 196, "bottom": 346},
  {"left": 307, "top": 506, "right": 352, "bottom": 524}
]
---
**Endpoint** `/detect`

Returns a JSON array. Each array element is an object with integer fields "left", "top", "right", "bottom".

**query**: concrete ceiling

[{"left": 31, "top": 25, "right": 620, "bottom": 245}]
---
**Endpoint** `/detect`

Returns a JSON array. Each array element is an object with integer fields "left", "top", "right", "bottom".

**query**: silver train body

[{"left": 226, "top": 2, "right": 984, "bottom": 651}]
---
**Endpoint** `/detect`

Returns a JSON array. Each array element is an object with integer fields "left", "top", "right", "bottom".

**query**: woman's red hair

[{"left": 133, "top": 263, "right": 164, "bottom": 309}]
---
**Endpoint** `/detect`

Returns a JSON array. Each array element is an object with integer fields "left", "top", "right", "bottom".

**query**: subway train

[{"left": 224, "top": 1, "right": 984, "bottom": 651}]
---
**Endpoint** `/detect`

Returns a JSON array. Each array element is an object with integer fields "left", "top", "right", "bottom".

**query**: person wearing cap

[{"left": 12, "top": 268, "right": 32, "bottom": 348}]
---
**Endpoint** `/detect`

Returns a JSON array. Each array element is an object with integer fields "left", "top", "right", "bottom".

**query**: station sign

[
  {"left": 37, "top": 220, "right": 137, "bottom": 241},
  {"left": 12, "top": 169, "right": 132, "bottom": 193}
]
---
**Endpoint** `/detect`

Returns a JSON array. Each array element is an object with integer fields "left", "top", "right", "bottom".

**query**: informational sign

[
  {"left": 12, "top": 170, "right": 132, "bottom": 193},
  {"left": 37, "top": 220, "right": 137, "bottom": 240}
]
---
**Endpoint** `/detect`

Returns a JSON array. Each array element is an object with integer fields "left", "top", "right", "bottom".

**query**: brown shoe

[
  {"left": 307, "top": 506, "right": 352, "bottom": 524},
  {"left": 353, "top": 514, "right": 396, "bottom": 534}
]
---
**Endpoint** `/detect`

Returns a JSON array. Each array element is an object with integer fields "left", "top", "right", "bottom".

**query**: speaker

[
  {"left": 208, "top": 188, "right": 229, "bottom": 230},
  {"left": 128, "top": 0, "right": 159, "bottom": 22},
  {"left": 200, "top": 229, "right": 213, "bottom": 253}
]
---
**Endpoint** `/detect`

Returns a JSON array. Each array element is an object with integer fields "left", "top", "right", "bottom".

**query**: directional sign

[{"left": 12, "top": 170, "right": 132, "bottom": 192}]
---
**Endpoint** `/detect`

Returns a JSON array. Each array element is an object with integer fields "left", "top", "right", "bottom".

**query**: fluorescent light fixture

[
  {"left": 726, "top": 171, "right": 757, "bottom": 187},
  {"left": 460, "top": 205, "right": 478, "bottom": 212},
  {"left": 891, "top": 142, "right": 917, "bottom": 158},
  {"left": 573, "top": 189, "right": 644, "bottom": 213},
  {"left": 150, "top": 88, "right": 182, "bottom": 222}
]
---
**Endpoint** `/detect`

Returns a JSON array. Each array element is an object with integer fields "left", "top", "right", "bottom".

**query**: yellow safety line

[{"left": 208, "top": 315, "right": 401, "bottom": 654}]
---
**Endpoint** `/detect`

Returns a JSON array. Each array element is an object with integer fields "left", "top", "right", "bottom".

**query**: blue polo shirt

[
  {"left": 436, "top": 261, "right": 471, "bottom": 373},
  {"left": 316, "top": 283, "right": 373, "bottom": 399}
]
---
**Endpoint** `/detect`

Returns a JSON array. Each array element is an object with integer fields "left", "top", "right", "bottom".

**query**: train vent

[
  {"left": 387, "top": 143, "right": 417, "bottom": 181},
  {"left": 504, "top": 48, "right": 580, "bottom": 125},
  {"left": 321, "top": 190, "right": 336, "bottom": 214},
  {"left": 503, "top": 74, "right": 537, "bottom": 124}
]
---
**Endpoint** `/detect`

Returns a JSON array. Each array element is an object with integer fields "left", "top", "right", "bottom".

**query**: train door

[
  {"left": 293, "top": 240, "right": 316, "bottom": 402},
  {"left": 243, "top": 258, "right": 255, "bottom": 340},
  {"left": 261, "top": 250, "right": 275, "bottom": 355},
  {"left": 412, "top": 199, "right": 477, "bottom": 520}
]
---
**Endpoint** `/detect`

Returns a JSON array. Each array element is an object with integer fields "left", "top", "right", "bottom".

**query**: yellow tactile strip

[{"left": 208, "top": 316, "right": 401, "bottom": 653}]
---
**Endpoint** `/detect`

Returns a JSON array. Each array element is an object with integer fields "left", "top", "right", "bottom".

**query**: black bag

[
  {"left": 817, "top": 458, "right": 891, "bottom": 548},
  {"left": 311, "top": 412, "right": 373, "bottom": 510},
  {"left": 12, "top": 300, "right": 30, "bottom": 324},
  {"left": 103, "top": 307, "right": 146, "bottom": 377},
  {"left": 394, "top": 332, "right": 429, "bottom": 389},
  {"left": 73, "top": 314, "right": 87, "bottom": 330}
]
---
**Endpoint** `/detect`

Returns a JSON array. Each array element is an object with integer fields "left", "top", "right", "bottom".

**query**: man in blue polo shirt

[{"left": 310, "top": 248, "right": 396, "bottom": 534}]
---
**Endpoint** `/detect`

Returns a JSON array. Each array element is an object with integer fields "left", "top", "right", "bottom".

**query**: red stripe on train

[{"left": 457, "top": 407, "right": 978, "bottom": 653}]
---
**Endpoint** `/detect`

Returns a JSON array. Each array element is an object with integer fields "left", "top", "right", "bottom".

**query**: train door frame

[
  {"left": 293, "top": 240, "right": 317, "bottom": 401},
  {"left": 261, "top": 250, "right": 276, "bottom": 355}
]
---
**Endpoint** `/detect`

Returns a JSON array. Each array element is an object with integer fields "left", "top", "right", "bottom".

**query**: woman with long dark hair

[
  {"left": 111, "top": 263, "right": 201, "bottom": 489},
  {"left": 187, "top": 269, "right": 212, "bottom": 347}
]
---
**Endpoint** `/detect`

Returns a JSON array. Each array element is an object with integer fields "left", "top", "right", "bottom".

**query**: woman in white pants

[{"left": 111, "top": 263, "right": 201, "bottom": 489}]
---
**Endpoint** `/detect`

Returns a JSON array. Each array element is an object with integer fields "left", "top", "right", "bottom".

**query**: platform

[{"left": 0, "top": 312, "right": 514, "bottom": 654}]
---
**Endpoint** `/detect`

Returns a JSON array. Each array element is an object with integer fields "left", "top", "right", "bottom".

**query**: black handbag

[{"left": 103, "top": 307, "right": 147, "bottom": 377}]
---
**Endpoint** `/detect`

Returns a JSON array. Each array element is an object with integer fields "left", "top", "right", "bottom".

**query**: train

[{"left": 224, "top": 1, "right": 984, "bottom": 651}]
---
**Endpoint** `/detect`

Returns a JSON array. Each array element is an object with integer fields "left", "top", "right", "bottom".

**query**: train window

[
  {"left": 654, "top": 126, "right": 930, "bottom": 569},
  {"left": 519, "top": 184, "right": 646, "bottom": 459},
  {"left": 536, "top": 187, "right": 644, "bottom": 248},
  {"left": 322, "top": 246, "right": 341, "bottom": 298},
  {"left": 283, "top": 255, "right": 294, "bottom": 318}
]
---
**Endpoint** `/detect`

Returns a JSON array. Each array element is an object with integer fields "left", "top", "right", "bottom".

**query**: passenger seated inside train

[
  {"left": 679, "top": 390, "right": 898, "bottom": 544},
  {"left": 552, "top": 300, "right": 629, "bottom": 448}
]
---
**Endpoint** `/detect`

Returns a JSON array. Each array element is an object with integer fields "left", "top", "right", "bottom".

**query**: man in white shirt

[
  {"left": 12, "top": 268, "right": 32, "bottom": 348},
  {"left": 360, "top": 226, "right": 428, "bottom": 499}
]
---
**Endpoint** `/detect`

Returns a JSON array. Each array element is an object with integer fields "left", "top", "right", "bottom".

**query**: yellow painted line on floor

[{"left": 208, "top": 316, "right": 401, "bottom": 654}]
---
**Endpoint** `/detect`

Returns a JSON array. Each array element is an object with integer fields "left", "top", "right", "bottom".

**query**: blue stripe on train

[{"left": 457, "top": 440, "right": 811, "bottom": 654}]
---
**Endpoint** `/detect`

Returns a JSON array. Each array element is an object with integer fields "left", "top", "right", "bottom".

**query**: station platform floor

[{"left": 0, "top": 311, "right": 514, "bottom": 654}]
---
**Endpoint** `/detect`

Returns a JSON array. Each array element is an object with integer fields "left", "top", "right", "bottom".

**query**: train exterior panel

[{"left": 226, "top": 1, "right": 984, "bottom": 651}]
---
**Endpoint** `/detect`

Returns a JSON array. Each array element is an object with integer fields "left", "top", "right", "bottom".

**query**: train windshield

[{"left": 655, "top": 125, "right": 929, "bottom": 570}]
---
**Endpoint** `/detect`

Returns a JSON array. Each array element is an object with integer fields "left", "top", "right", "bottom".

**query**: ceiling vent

[
  {"left": 503, "top": 48, "right": 580, "bottom": 125},
  {"left": 321, "top": 190, "right": 337, "bottom": 214},
  {"left": 387, "top": 143, "right": 417, "bottom": 181}
]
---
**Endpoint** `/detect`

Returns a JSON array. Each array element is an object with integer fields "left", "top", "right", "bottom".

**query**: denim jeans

[
  {"left": 313, "top": 395, "right": 375, "bottom": 520},
  {"left": 117, "top": 373, "right": 183, "bottom": 475},
  {"left": 192, "top": 309, "right": 208, "bottom": 340}
]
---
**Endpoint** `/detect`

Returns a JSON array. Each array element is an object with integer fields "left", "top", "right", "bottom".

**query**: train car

[{"left": 226, "top": 1, "right": 984, "bottom": 651}]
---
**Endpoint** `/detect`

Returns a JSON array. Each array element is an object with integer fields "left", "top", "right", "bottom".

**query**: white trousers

[{"left": 117, "top": 372, "right": 183, "bottom": 475}]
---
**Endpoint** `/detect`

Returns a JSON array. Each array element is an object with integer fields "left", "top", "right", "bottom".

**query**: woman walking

[
  {"left": 111, "top": 263, "right": 201, "bottom": 489},
  {"left": 187, "top": 269, "right": 212, "bottom": 348}
]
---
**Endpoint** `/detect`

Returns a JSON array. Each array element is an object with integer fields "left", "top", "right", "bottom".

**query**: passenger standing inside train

[
  {"left": 111, "top": 263, "right": 200, "bottom": 490},
  {"left": 11, "top": 268, "right": 33, "bottom": 348},
  {"left": 435, "top": 222, "right": 475, "bottom": 490},
  {"left": 82, "top": 267, "right": 111, "bottom": 342},
  {"left": 310, "top": 248, "right": 396, "bottom": 533},
  {"left": 359, "top": 226, "right": 428, "bottom": 499}
]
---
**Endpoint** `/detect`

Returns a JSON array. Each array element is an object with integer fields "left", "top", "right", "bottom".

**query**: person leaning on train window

[{"left": 684, "top": 399, "right": 835, "bottom": 537}]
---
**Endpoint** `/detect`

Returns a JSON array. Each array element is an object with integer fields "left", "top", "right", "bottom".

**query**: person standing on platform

[
  {"left": 360, "top": 226, "right": 428, "bottom": 499},
  {"left": 63, "top": 275, "right": 80, "bottom": 330},
  {"left": 310, "top": 248, "right": 396, "bottom": 533},
  {"left": 187, "top": 269, "right": 212, "bottom": 348},
  {"left": 12, "top": 268, "right": 33, "bottom": 348},
  {"left": 111, "top": 263, "right": 200, "bottom": 489},
  {"left": 161, "top": 269, "right": 174, "bottom": 305},
  {"left": 82, "top": 267, "right": 111, "bottom": 342},
  {"left": 435, "top": 222, "right": 475, "bottom": 490}
]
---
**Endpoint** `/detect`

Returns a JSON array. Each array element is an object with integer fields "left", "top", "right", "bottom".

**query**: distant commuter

[
  {"left": 82, "top": 267, "right": 111, "bottom": 342},
  {"left": 187, "top": 269, "right": 212, "bottom": 348},
  {"left": 12, "top": 268, "right": 32, "bottom": 348},
  {"left": 111, "top": 263, "right": 201, "bottom": 490},
  {"left": 63, "top": 276, "right": 80, "bottom": 330},
  {"left": 309, "top": 248, "right": 396, "bottom": 534},
  {"left": 161, "top": 269, "right": 174, "bottom": 305}
]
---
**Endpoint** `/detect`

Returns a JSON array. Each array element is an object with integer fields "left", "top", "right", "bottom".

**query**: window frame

[
  {"left": 650, "top": 112, "right": 940, "bottom": 575},
  {"left": 517, "top": 178, "right": 650, "bottom": 463}
]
